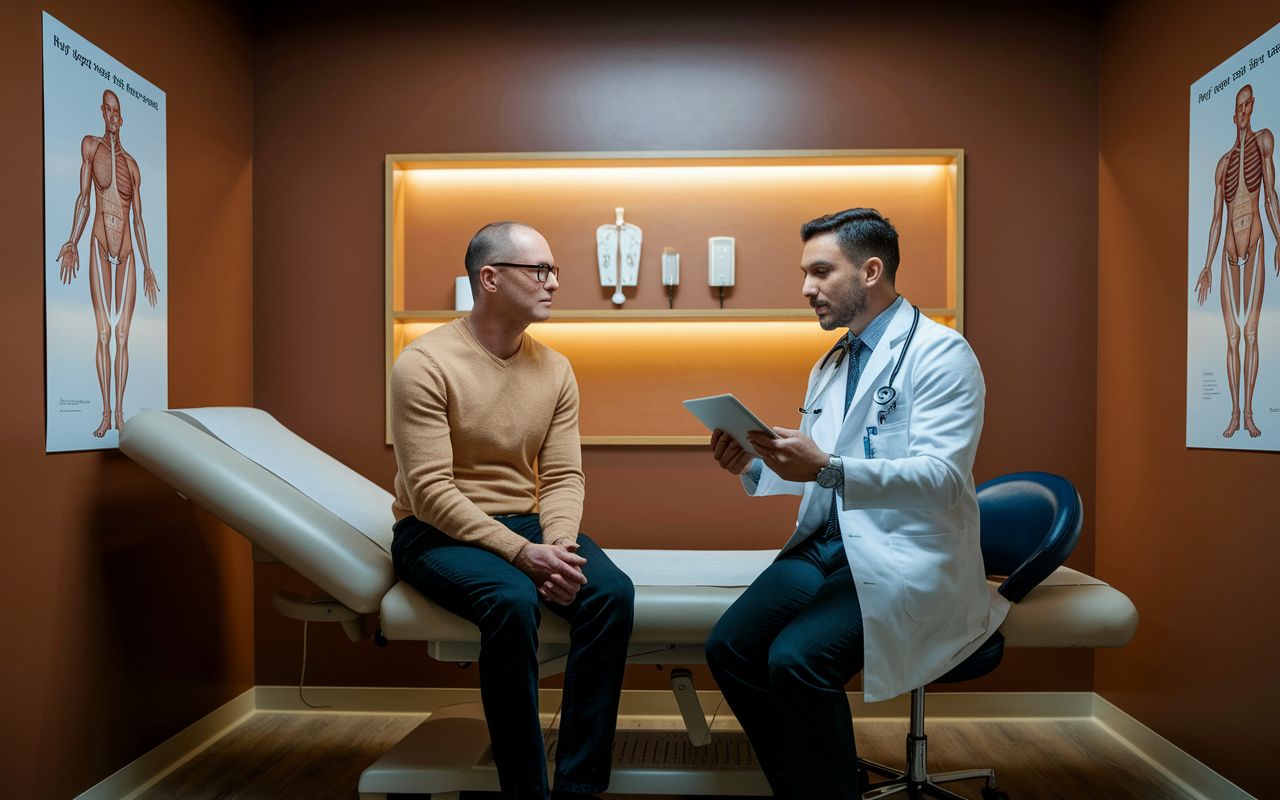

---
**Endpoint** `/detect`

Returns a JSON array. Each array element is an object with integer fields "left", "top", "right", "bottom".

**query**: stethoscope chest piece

[{"left": 875, "top": 386, "right": 897, "bottom": 426}]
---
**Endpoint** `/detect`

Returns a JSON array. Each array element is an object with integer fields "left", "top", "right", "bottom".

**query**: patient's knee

[
  {"left": 600, "top": 573, "right": 635, "bottom": 614},
  {"left": 481, "top": 581, "right": 542, "bottom": 631},
  {"left": 580, "top": 566, "right": 634, "bottom": 620}
]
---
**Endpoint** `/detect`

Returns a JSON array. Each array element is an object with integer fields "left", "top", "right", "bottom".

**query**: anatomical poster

[
  {"left": 43, "top": 12, "right": 167, "bottom": 452},
  {"left": 1188, "top": 21, "right": 1280, "bottom": 451}
]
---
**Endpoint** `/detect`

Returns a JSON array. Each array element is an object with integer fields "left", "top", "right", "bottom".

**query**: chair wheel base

[{"left": 981, "top": 788, "right": 1010, "bottom": 800}]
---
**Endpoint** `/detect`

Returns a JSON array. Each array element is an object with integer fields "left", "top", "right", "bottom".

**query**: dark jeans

[
  {"left": 391, "top": 514, "right": 634, "bottom": 799},
  {"left": 705, "top": 532, "right": 865, "bottom": 800}
]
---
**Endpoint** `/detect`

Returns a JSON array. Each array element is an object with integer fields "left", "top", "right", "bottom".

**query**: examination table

[{"left": 119, "top": 408, "right": 1138, "bottom": 799}]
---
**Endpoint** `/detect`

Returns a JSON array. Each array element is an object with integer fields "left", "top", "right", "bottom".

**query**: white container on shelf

[{"left": 455, "top": 276, "right": 474, "bottom": 311}]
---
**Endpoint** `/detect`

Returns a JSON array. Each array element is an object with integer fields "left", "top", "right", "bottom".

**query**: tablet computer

[{"left": 682, "top": 394, "right": 779, "bottom": 456}]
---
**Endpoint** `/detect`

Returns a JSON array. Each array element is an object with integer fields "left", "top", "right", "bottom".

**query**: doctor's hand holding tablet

[
  {"left": 728, "top": 426, "right": 831, "bottom": 482},
  {"left": 686, "top": 394, "right": 831, "bottom": 482}
]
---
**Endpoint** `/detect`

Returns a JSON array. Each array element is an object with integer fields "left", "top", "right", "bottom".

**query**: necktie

[{"left": 824, "top": 335, "right": 862, "bottom": 539}]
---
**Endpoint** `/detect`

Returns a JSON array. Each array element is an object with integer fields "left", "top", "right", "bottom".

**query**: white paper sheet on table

[
  {"left": 1036, "top": 566, "right": 1107, "bottom": 586},
  {"left": 603, "top": 549, "right": 777, "bottom": 587},
  {"left": 175, "top": 407, "right": 397, "bottom": 552}
]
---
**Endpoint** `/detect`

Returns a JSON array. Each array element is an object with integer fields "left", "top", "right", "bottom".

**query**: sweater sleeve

[
  {"left": 390, "top": 348, "right": 532, "bottom": 562},
  {"left": 536, "top": 362, "right": 585, "bottom": 544}
]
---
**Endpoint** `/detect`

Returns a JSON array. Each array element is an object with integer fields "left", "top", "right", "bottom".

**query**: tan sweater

[{"left": 390, "top": 318, "right": 584, "bottom": 562}]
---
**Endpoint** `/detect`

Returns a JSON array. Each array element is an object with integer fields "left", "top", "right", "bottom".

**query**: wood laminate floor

[{"left": 138, "top": 711, "right": 1195, "bottom": 800}]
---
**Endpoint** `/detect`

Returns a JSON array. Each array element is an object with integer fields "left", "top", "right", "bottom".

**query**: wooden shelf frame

[
  {"left": 385, "top": 149, "right": 965, "bottom": 445},
  {"left": 394, "top": 308, "right": 957, "bottom": 323}
]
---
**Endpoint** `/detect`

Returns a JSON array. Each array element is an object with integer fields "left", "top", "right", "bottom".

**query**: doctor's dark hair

[
  {"left": 464, "top": 221, "right": 534, "bottom": 290},
  {"left": 800, "top": 208, "right": 900, "bottom": 284}
]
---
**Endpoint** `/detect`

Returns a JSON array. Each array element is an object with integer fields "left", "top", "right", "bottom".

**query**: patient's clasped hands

[
  {"left": 514, "top": 541, "right": 588, "bottom": 605},
  {"left": 711, "top": 427, "right": 829, "bottom": 483}
]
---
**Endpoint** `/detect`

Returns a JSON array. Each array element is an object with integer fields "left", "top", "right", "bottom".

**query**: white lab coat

[{"left": 749, "top": 299, "right": 1009, "bottom": 703}]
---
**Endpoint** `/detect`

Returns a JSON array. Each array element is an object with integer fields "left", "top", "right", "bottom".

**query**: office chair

[{"left": 858, "top": 471, "right": 1084, "bottom": 800}]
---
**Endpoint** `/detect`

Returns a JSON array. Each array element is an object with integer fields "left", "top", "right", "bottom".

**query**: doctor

[{"left": 704, "top": 208, "right": 1008, "bottom": 800}]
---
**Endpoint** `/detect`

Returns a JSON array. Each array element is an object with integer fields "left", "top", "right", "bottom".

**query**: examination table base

[{"left": 357, "top": 701, "right": 771, "bottom": 799}]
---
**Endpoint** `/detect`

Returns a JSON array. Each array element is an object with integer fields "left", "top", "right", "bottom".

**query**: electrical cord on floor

[
  {"left": 542, "top": 700, "right": 564, "bottom": 757},
  {"left": 298, "top": 621, "right": 332, "bottom": 710},
  {"left": 707, "top": 696, "right": 725, "bottom": 731}
]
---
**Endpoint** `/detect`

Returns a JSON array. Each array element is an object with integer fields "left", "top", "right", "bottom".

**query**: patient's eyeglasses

[{"left": 491, "top": 263, "right": 560, "bottom": 284}]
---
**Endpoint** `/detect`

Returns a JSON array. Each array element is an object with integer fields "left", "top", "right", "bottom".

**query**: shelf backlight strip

[
  {"left": 403, "top": 164, "right": 948, "bottom": 190},
  {"left": 395, "top": 317, "right": 954, "bottom": 354}
]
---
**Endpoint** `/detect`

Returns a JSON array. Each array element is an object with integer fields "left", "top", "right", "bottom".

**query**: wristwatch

[{"left": 815, "top": 454, "right": 843, "bottom": 489}]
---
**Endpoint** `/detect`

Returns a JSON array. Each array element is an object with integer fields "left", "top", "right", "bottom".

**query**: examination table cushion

[{"left": 381, "top": 573, "right": 1138, "bottom": 649}]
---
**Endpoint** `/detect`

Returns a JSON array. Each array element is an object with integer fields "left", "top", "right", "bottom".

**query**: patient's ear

[{"left": 478, "top": 265, "right": 500, "bottom": 293}]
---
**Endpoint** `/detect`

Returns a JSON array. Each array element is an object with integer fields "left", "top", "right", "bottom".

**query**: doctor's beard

[{"left": 816, "top": 274, "right": 869, "bottom": 331}]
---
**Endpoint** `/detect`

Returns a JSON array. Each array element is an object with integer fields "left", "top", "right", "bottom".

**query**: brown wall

[
  {"left": 0, "top": 2, "right": 255, "bottom": 798},
  {"left": 252, "top": 5, "right": 1100, "bottom": 693},
  {"left": 1098, "top": 2, "right": 1280, "bottom": 796}
]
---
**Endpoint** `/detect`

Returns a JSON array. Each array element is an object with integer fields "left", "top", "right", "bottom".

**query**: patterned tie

[{"left": 824, "top": 335, "right": 863, "bottom": 539}]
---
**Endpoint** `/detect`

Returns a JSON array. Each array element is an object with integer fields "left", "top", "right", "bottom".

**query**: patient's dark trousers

[
  {"left": 706, "top": 531, "right": 865, "bottom": 800},
  {"left": 392, "top": 514, "right": 635, "bottom": 799}
]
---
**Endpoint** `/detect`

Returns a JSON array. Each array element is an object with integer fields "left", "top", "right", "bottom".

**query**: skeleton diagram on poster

[
  {"left": 43, "top": 13, "right": 166, "bottom": 452},
  {"left": 1188, "top": 22, "right": 1280, "bottom": 451}
]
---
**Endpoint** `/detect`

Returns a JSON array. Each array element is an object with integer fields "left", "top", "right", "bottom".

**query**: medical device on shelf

[
  {"left": 708, "top": 236, "right": 734, "bottom": 308},
  {"left": 662, "top": 247, "right": 679, "bottom": 309},
  {"left": 597, "top": 207, "right": 642, "bottom": 306}
]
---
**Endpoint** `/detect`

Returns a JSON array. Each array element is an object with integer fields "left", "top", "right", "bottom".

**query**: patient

[{"left": 389, "top": 221, "right": 634, "bottom": 800}]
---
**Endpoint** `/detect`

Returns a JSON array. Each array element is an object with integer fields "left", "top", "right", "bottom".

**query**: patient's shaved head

[{"left": 465, "top": 221, "right": 535, "bottom": 290}]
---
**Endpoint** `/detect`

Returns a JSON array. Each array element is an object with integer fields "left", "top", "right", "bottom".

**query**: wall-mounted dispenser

[{"left": 708, "top": 236, "right": 735, "bottom": 308}]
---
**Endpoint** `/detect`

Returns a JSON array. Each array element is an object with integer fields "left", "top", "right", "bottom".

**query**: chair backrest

[{"left": 976, "top": 472, "right": 1082, "bottom": 603}]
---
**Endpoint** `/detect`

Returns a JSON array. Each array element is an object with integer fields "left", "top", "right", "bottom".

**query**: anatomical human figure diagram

[
  {"left": 1196, "top": 84, "right": 1280, "bottom": 439},
  {"left": 56, "top": 89, "right": 159, "bottom": 438}
]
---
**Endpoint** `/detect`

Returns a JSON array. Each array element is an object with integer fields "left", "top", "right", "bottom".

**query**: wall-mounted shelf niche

[{"left": 386, "top": 149, "right": 963, "bottom": 445}]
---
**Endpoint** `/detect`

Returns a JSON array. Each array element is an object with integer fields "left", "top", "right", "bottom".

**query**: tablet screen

[{"left": 682, "top": 394, "right": 778, "bottom": 456}]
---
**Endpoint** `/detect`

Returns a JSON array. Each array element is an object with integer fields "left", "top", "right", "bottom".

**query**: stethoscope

[{"left": 799, "top": 305, "right": 920, "bottom": 425}]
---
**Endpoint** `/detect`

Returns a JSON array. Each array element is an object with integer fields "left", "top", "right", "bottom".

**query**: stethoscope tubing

[{"left": 799, "top": 305, "right": 921, "bottom": 416}]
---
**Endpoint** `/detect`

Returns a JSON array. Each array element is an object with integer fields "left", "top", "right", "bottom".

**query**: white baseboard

[
  {"left": 254, "top": 685, "right": 486, "bottom": 714},
  {"left": 1093, "top": 695, "right": 1253, "bottom": 800},
  {"left": 77, "top": 687, "right": 1254, "bottom": 800},
  {"left": 73, "top": 687, "right": 256, "bottom": 800}
]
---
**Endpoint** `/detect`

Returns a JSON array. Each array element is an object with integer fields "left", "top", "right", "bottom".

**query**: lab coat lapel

[
  {"left": 840, "top": 300, "right": 915, "bottom": 435},
  {"left": 799, "top": 338, "right": 848, "bottom": 438}
]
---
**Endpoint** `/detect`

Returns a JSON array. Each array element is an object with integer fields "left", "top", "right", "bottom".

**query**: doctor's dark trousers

[
  {"left": 706, "top": 530, "right": 866, "bottom": 800},
  {"left": 391, "top": 513, "right": 635, "bottom": 800}
]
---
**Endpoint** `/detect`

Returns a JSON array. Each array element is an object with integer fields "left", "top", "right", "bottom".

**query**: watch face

[{"left": 816, "top": 466, "right": 839, "bottom": 488}]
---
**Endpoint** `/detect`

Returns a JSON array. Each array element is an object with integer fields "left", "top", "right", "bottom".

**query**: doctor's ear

[{"left": 860, "top": 256, "right": 886, "bottom": 288}]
